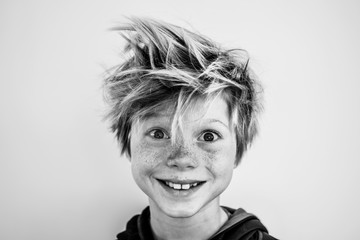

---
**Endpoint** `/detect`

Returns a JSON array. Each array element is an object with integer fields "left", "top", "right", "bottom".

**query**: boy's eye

[
  {"left": 199, "top": 131, "right": 220, "bottom": 142},
  {"left": 149, "top": 129, "right": 170, "bottom": 139}
]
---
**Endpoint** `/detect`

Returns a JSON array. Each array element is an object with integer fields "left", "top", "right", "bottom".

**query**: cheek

[
  {"left": 203, "top": 152, "right": 235, "bottom": 173},
  {"left": 202, "top": 143, "right": 237, "bottom": 176},
  {"left": 130, "top": 141, "right": 167, "bottom": 173}
]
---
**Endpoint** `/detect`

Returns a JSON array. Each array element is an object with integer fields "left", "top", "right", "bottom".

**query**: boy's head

[{"left": 104, "top": 17, "right": 262, "bottom": 165}]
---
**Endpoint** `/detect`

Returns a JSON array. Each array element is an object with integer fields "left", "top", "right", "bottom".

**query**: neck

[{"left": 149, "top": 199, "right": 228, "bottom": 240}]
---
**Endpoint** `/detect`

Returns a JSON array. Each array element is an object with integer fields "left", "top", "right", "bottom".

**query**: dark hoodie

[{"left": 116, "top": 207, "right": 278, "bottom": 240}]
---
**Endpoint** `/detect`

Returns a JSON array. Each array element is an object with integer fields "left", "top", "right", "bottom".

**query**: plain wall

[{"left": 1, "top": 0, "right": 360, "bottom": 239}]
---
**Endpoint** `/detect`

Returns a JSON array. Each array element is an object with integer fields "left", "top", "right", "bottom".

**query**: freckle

[
  {"left": 134, "top": 142, "right": 152, "bottom": 164},
  {"left": 205, "top": 154, "right": 214, "bottom": 163},
  {"left": 202, "top": 152, "right": 218, "bottom": 171},
  {"left": 134, "top": 141, "right": 164, "bottom": 165}
]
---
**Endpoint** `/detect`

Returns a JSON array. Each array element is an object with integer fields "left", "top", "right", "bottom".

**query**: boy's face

[{"left": 129, "top": 96, "right": 237, "bottom": 218}]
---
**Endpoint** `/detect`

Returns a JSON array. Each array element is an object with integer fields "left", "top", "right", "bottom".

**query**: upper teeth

[{"left": 165, "top": 181, "right": 199, "bottom": 190}]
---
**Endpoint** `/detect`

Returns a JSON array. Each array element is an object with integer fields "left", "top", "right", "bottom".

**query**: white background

[{"left": 1, "top": 0, "right": 360, "bottom": 239}]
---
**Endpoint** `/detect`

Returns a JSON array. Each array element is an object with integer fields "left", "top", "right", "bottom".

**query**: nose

[{"left": 166, "top": 143, "right": 198, "bottom": 170}]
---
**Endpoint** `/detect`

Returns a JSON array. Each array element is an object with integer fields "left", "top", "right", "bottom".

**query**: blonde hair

[{"left": 103, "top": 17, "right": 262, "bottom": 164}]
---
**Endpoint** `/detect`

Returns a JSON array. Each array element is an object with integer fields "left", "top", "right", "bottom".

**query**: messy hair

[{"left": 103, "top": 17, "right": 262, "bottom": 164}]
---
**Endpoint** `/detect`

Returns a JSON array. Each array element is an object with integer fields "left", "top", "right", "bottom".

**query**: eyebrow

[
  {"left": 141, "top": 114, "right": 229, "bottom": 129},
  {"left": 139, "top": 113, "right": 174, "bottom": 126},
  {"left": 142, "top": 112, "right": 172, "bottom": 120},
  {"left": 204, "top": 119, "right": 229, "bottom": 129}
]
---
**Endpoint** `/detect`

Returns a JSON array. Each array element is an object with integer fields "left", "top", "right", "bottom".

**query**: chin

[
  {"left": 163, "top": 208, "right": 197, "bottom": 218},
  {"left": 159, "top": 202, "right": 201, "bottom": 218}
]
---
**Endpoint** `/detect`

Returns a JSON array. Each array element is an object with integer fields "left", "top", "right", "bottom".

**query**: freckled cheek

[
  {"left": 201, "top": 147, "right": 236, "bottom": 175},
  {"left": 199, "top": 141, "right": 236, "bottom": 159},
  {"left": 130, "top": 141, "right": 168, "bottom": 172}
]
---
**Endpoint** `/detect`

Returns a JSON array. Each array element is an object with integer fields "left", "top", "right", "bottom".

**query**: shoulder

[
  {"left": 116, "top": 207, "right": 152, "bottom": 240},
  {"left": 210, "top": 207, "right": 278, "bottom": 240},
  {"left": 116, "top": 214, "right": 140, "bottom": 240}
]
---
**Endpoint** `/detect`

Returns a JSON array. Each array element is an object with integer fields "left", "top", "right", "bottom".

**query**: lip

[
  {"left": 157, "top": 178, "right": 205, "bottom": 184},
  {"left": 156, "top": 178, "right": 206, "bottom": 197}
]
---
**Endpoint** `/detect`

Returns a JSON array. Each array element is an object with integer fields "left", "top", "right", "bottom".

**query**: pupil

[
  {"left": 204, "top": 132, "right": 214, "bottom": 141},
  {"left": 154, "top": 130, "right": 164, "bottom": 139}
]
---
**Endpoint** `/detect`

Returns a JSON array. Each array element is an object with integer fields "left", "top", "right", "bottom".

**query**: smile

[
  {"left": 157, "top": 179, "right": 205, "bottom": 191},
  {"left": 165, "top": 181, "right": 199, "bottom": 190}
]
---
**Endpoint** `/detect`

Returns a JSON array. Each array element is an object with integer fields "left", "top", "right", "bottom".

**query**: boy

[{"left": 104, "top": 17, "right": 277, "bottom": 240}]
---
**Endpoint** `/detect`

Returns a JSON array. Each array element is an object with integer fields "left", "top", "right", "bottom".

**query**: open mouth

[{"left": 157, "top": 179, "right": 205, "bottom": 191}]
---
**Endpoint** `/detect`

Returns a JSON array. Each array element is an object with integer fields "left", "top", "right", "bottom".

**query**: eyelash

[
  {"left": 147, "top": 128, "right": 170, "bottom": 140},
  {"left": 198, "top": 130, "right": 222, "bottom": 142},
  {"left": 146, "top": 128, "right": 222, "bottom": 142}
]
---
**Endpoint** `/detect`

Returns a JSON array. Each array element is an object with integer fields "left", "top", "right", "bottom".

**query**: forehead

[{"left": 139, "top": 95, "right": 231, "bottom": 127}]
